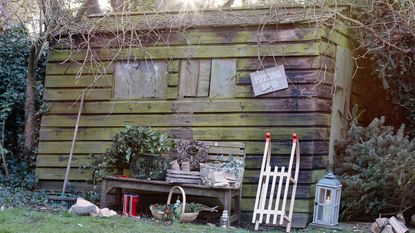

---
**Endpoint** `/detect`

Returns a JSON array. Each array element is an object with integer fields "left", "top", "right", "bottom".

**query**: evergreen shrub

[{"left": 336, "top": 116, "right": 415, "bottom": 220}]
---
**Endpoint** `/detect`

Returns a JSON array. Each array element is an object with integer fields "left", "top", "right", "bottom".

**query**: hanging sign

[{"left": 250, "top": 65, "right": 288, "bottom": 96}]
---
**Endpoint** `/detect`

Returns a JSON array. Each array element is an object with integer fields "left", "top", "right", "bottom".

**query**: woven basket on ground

[{"left": 149, "top": 186, "right": 199, "bottom": 223}]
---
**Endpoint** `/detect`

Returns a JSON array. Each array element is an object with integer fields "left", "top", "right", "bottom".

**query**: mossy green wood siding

[{"left": 38, "top": 22, "right": 351, "bottom": 227}]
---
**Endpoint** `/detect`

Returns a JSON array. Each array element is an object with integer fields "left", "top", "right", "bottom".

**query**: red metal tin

[{"left": 122, "top": 194, "right": 139, "bottom": 217}]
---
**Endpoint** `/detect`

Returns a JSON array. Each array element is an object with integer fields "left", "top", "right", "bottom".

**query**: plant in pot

[
  {"left": 176, "top": 140, "right": 208, "bottom": 171},
  {"left": 90, "top": 126, "right": 174, "bottom": 180}
]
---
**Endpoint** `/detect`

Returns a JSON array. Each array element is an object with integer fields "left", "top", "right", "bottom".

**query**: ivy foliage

[
  {"left": 0, "top": 151, "right": 39, "bottom": 190},
  {"left": 0, "top": 27, "right": 30, "bottom": 120},
  {"left": 0, "top": 25, "right": 46, "bottom": 189},
  {"left": 336, "top": 116, "right": 415, "bottom": 220},
  {"left": 0, "top": 185, "right": 48, "bottom": 209}
]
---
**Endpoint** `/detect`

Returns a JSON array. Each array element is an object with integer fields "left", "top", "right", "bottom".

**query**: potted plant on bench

[{"left": 90, "top": 126, "right": 174, "bottom": 180}]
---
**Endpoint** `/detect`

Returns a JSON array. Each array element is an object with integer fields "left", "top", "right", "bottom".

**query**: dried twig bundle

[{"left": 176, "top": 140, "right": 208, "bottom": 171}]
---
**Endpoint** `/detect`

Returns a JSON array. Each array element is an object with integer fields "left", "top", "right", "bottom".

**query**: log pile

[{"left": 370, "top": 217, "right": 409, "bottom": 233}]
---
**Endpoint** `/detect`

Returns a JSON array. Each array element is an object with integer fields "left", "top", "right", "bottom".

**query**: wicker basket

[
  {"left": 149, "top": 186, "right": 199, "bottom": 223},
  {"left": 200, "top": 160, "right": 244, "bottom": 188}
]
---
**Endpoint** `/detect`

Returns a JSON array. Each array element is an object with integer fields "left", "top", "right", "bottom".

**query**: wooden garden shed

[{"left": 37, "top": 6, "right": 355, "bottom": 228}]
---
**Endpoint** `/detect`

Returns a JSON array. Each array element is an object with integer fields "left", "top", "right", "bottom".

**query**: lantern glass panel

[
  {"left": 326, "top": 189, "right": 332, "bottom": 204},
  {"left": 317, "top": 205, "right": 323, "bottom": 221},
  {"left": 319, "top": 188, "right": 326, "bottom": 204},
  {"left": 336, "top": 189, "right": 341, "bottom": 205},
  {"left": 334, "top": 206, "right": 339, "bottom": 222},
  {"left": 322, "top": 189, "right": 332, "bottom": 223}
]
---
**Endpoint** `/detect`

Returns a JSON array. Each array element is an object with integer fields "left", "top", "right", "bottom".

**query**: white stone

[
  {"left": 96, "top": 208, "right": 117, "bottom": 218},
  {"left": 68, "top": 197, "right": 99, "bottom": 216}
]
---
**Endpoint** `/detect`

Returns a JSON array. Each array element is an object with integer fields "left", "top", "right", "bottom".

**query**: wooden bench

[{"left": 99, "top": 141, "right": 246, "bottom": 224}]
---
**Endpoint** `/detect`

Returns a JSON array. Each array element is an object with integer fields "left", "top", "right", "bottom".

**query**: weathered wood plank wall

[{"left": 38, "top": 22, "right": 352, "bottom": 227}]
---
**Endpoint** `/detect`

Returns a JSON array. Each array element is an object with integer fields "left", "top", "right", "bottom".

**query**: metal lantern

[
  {"left": 220, "top": 210, "right": 230, "bottom": 228},
  {"left": 313, "top": 171, "right": 342, "bottom": 226}
]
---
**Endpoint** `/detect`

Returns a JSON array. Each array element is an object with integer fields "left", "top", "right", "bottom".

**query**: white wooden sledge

[{"left": 252, "top": 132, "right": 300, "bottom": 232}]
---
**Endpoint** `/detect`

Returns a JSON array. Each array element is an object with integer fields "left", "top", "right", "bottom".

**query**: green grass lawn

[{"left": 0, "top": 209, "right": 351, "bottom": 233}]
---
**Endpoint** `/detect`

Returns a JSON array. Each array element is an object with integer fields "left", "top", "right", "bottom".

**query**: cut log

[
  {"left": 376, "top": 218, "right": 388, "bottom": 229},
  {"left": 397, "top": 212, "right": 406, "bottom": 225},
  {"left": 380, "top": 225, "right": 393, "bottom": 233},
  {"left": 371, "top": 222, "right": 381, "bottom": 233},
  {"left": 389, "top": 216, "right": 409, "bottom": 233}
]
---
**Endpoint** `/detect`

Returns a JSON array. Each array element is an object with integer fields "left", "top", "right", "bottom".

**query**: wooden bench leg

[
  {"left": 224, "top": 190, "right": 241, "bottom": 225},
  {"left": 114, "top": 187, "right": 122, "bottom": 211},
  {"left": 235, "top": 191, "right": 241, "bottom": 225},
  {"left": 100, "top": 179, "right": 108, "bottom": 208},
  {"left": 224, "top": 190, "right": 232, "bottom": 214}
]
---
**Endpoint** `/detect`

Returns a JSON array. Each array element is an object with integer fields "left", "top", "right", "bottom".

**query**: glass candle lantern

[
  {"left": 313, "top": 171, "right": 342, "bottom": 226},
  {"left": 220, "top": 210, "right": 230, "bottom": 228}
]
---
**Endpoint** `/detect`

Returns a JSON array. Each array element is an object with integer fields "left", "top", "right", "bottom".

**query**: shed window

[{"left": 114, "top": 61, "right": 167, "bottom": 99}]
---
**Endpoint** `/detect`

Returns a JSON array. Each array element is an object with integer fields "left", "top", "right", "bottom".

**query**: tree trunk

[
  {"left": 0, "top": 0, "right": 11, "bottom": 25},
  {"left": 22, "top": 0, "right": 64, "bottom": 152},
  {"left": 23, "top": 44, "right": 38, "bottom": 152}
]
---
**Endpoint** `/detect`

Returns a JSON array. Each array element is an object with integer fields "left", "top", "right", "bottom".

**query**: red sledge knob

[
  {"left": 292, "top": 133, "right": 298, "bottom": 142},
  {"left": 266, "top": 132, "right": 271, "bottom": 142}
]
